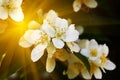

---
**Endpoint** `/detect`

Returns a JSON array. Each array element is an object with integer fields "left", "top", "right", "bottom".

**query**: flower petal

[
  {"left": 42, "top": 20, "right": 55, "bottom": 37},
  {"left": 55, "top": 17, "right": 68, "bottom": 31},
  {"left": 28, "top": 20, "right": 41, "bottom": 29},
  {"left": 75, "top": 25, "right": 84, "bottom": 35},
  {"left": 46, "top": 57, "right": 56, "bottom": 73},
  {"left": 19, "top": 36, "right": 32, "bottom": 48},
  {"left": 10, "top": 0, "right": 23, "bottom": 7},
  {"left": 83, "top": 0, "right": 98, "bottom": 8},
  {"left": 0, "top": 7, "right": 8, "bottom": 20},
  {"left": 62, "top": 24, "right": 79, "bottom": 42},
  {"left": 104, "top": 60, "right": 116, "bottom": 70},
  {"left": 89, "top": 39, "right": 98, "bottom": 49},
  {"left": 24, "top": 30, "right": 41, "bottom": 44},
  {"left": 52, "top": 38, "right": 64, "bottom": 49},
  {"left": 73, "top": 0, "right": 81, "bottom": 12},
  {"left": 67, "top": 42, "right": 80, "bottom": 52},
  {"left": 81, "top": 67, "right": 91, "bottom": 79},
  {"left": 45, "top": 10, "right": 58, "bottom": 24},
  {"left": 9, "top": 7, "right": 24, "bottom": 22},
  {"left": 94, "top": 68, "right": 102, "bottom": 79},
  {"left": 102, "top": 44, "right": 109, "bottom": 57},
  {"left": 47, "top": 42, "right": 56, "bottom": 58},
  {"left": 31, "top": 44, "right": 47, "bottom": 62},
  {"left": 80, "top": 49, "right": 89, "bottom": 57},
  {"left": 77, "top": 39, "right": 89, "bottom": 49}
]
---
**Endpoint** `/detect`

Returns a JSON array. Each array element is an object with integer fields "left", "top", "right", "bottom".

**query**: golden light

[{"left": 0, "top": 0, "right": 72, "bottom": 79}]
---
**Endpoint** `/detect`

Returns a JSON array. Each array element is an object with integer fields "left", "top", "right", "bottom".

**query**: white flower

[
  {"left": 80, "top": 39, "right": 101, "bottom": 60},
  {"left": 42, "top": 20, "right": 79, "bottom": 50},
  {"left": 73, "top": 0, "right": 98, "bottom": 12},
  {"left": 19, "top": 27, "right": 50, "bottom": 62},
  {"left": 0, "top": 0, "right": 24, "bottom": 22},
  {"left": 30, "top": 30, "right": 50, "bottom": 62},
  {"left": 93, "top": 44, "right": 116, "bottom": 72},
  {"left": 80, "top": 40, "right": 116, "bottom": 79}
]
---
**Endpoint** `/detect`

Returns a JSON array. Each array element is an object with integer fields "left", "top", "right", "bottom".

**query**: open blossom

[
  {"left": 80, "top": 39, "right": 116, "bottom": 79},
  {"left": 0, "top": 0, "right": 24, "bottom": 22},
  {"left": 80, "top": 39, "right": 101, "bottom": 60},
  {"left": 73, "top": 0, "right": 98, "bottom": 12},
  {"left": 42, "top": 10, "right": 80, "bottom": 52}
]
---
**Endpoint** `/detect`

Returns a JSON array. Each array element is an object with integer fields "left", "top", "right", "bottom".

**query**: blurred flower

[
  {"left": 73, "top": 0, "right": 98, "bottom": 12},
  {"left": 0, "top": 0, "right": 24, "bottom": 22}
]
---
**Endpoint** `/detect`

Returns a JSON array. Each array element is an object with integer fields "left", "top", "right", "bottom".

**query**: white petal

[
  {"left": 89, "top": 39, "right": 98, "bottom": 49},
  {"left": 10, "top": 0, "right": 23, "bottom": 7},
  {"left": 94, "top": 68, "right": 102, "bottom": 79},
  {"left": 47, "top": 42, "right": 56, "bottom": 58},
  {"left": 67, "top": 42, "right": 80, "bottom": 52},
  {"left": 83, "top": 0, "right": 98, "bottom": 8},
  {"left": 24, "top": 30, "right": 41, "bottom": 44},
  {"left": 31, "top": 30, "right": 42, "bottom": 42},
  {"left": 80, "top": 49, "right": 89, "bottom": 57},
  {"left": 75, "top": 25, "right": 84, "bottom": 35},
  {"left": 73, "top": 0, "right": 81, "bottom": 12},
  {"left": 102, "top": 44, "right": 109, "bottom": 57},
  {"left": 24, "top": 30, "right": 34, "bottom": 44},
  {"left": 62, "top": 24, "right": 79, "bottom": 42},
  {"left": 55, "top": 17, "right": 68, "bottom": 31},
  {"left": 46, "top": 57, "right": 56, "bottom": 73},
  {"left": 45, "top": 10, "right": 58, "bottom": 24},
  {"left": 66, "top": 64, "right": 79, "bottom": 79},
  {"left": 0, "top": 7, "right": 8, "bottom": 20},
  {"left": 9, "top": 7, "right": 24, "bottom": 22},
  {"left": 28, "top": 20, "right": 41, "bottom": 29},
  {"left": 104, "top": 60, "right": 116, "bottom": 70},
  {"left": 81, "top": 67, "right": 91, "bottom": 79},
  {"left": 19, "top": 36, "right": 32, "bottom": 48},
  {"left": 42, "top": 20, "right": 55, "bottom": 37},
  {"left": 77, "top": 39, "right": 89, "bottom": 49},
  {"left": 31, "top": 44, "right": 47, "bottom": 62},
  {"left": 52, "top": 38, "right": 64, "bottom": 49}
]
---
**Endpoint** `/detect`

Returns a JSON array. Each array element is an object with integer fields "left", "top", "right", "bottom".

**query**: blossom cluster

[{"left": 19, "top": 10, "right": 116, "bottom": 79}]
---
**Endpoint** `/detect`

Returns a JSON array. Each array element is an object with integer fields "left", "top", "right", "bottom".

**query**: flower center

[
  {"left": 37, "top": 32, "right": 49, "bottom": 44},
  {"left": 90, "top": 49, "right": 97, "bottom": 57},
  {"left": 55, "top": 28, "right": 65, "bottom": 38},
  {"left": 100, "top": 54, "right": 107, "bottom": 65}
]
